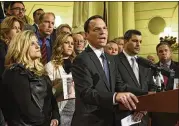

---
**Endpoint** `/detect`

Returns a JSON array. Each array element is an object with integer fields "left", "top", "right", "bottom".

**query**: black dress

[{"left": 0, "top": 63, "right": 60, "bottom": 126}]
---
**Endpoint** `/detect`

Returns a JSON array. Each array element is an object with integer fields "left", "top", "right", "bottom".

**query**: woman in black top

[{"left": 1, "top": 30, "right": 60, "bottom": 126}]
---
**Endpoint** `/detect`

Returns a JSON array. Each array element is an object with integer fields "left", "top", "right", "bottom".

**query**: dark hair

[
  {"left": 4, "top": 1, "right": 11, "bottom": 14},
  {"left": 33, "top": 8, "right": 43, "bottom": 17},
  {"left": 9, "top": 1, "right": 25, "bottom": 9},
  {"left": 84, "top": 15, "right": 105, "bottom": 33},
  {"left": 124, "top": 29, "right": 142, "bottom": 41},
  {"left": 156, "top": 42, "right": 171, "bottom": 52}
]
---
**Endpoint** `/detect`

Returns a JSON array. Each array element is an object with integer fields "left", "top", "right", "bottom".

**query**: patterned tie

[
  {"left": 131, "top": 57, "right": 140, "bottom": 84},
  {"left": 162, "top": 64, "right": 168, "bottom": 86},
  {"left": 100, "top": 53, "right": 110, "bottom": 86},
  {"left": 41, "top": 38, "right": 47, "bottom": 65}
]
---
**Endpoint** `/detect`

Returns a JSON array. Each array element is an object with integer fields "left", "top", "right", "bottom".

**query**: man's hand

[
  {"left": 115, "top": 92, "right": 139, "bottom": 111},
  {"left": 50, "top": 119, "right": 59, "bottom": 126},
  {"left": 132, "top": 111, "right": 147, "bottom": 121}
]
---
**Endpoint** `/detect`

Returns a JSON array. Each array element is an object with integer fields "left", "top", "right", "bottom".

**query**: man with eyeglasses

[
  {"left": 9, "top": 1, "right": 33, "bottom": 26},
  {"left": 73, "top": 33, "right": 86, "bottom": 55}
]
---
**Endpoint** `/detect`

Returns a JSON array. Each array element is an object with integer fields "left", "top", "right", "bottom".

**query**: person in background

[
  {"left": 73, "top": 33, "right": 86, "bottom": 55},
  {"left": 32, "top": 8, "right": 44, "bottom": 33},
  {"left": 56, "top": 24, "right": 72, "bottom": 37},
  {"left": 0, "top": 16, "right": 24, "bottom": 83},
  {"left": 0, "top": 16, "right": 24, "bottom": 126},
  {"left": 104, "top": 40, "right": 119, "bottom": 55},
  {"left": 147, "top": 55, "right": 156, "bottom": 64},
  {"left": 115, "top": 29, "right": 157, "bottom": 126},
  {"left": 76, "top": 31, "right": 89, "bottom": 47},
  {"left": 113, "top": 37, "right": 124, "bottom": 53},
  {"left": 37, "top": 12, "right": 55, "bottom": 65},
  {"left": 9, "top": 1, "right": 33, "bottom": 25},
  {"left": 0, "top": 30, "right": 60, "bottom": 126},
  {"left": 45, "top": 33, "right": 76, "bottom": 126},
  {"left": 151, "top": 42, "right": 179, "bottom": 126}
]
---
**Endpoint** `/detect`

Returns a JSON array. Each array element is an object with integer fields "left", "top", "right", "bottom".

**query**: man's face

[
  {"left": 10, "top": 3, "right": 25, "bottom": 19},
  {"left": 34, "top": 10, "right": 44, "bottom": 24},
  {"left": 157, "top": 44, "right": 172, "bottom": 63},
  {"left": 38, "top": 14, "right": 55, "bottom": 37},
  {"left": 73, "top": 34, "right": 85, "bottom": 53},
  {"left": 125, "top": 34, "right": 142, "bottom": 56},
  {"left": 104, "top": 43, "right": 119, "bottom": 55},
  {"left": 117, "top": 39, "right": 124, "bottom": 53},
  {"left": 86, "top": 18, "right": 108, "bottom": 49}
]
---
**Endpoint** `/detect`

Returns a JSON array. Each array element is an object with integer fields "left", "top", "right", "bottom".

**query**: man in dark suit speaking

[{"left": 71, "top": 15, "right": 139, "bottom": 126}]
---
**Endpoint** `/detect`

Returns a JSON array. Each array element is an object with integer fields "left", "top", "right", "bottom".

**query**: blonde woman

[
  {"left": 0, "top": 31, "right": 60, "bottom": 126},
  {"left": 45, "top": 33, "right": 76, "bottom": 126},
  {"left": 0, "top": 16, "right": 24, "bottom": 82}
]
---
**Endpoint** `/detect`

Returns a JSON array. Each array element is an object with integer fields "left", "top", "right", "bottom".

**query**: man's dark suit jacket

[
  {"left": 114, "top": 52, "right": 157, "bottom": 126},
  {"left": 150, "top": 60, "right": 179, "bottom": 126},
  {"left": 71, "top": 46, "right": 124, "bottom": 126}
]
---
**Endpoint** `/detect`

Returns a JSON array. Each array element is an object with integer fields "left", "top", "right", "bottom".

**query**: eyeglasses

[
  {"left": 74, "top": 40, "right": 85, "bottom": 43},
  {"left": 11, "top": 7, "right": 26, "bottom": 12}
]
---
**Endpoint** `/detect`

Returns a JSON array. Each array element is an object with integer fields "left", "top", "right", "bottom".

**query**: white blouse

[{"left": 45, "top": 61, "right": 73, "bottom": 113}]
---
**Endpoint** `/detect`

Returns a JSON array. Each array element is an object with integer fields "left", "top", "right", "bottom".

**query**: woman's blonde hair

[
  {"left": 51, "top": 33, "right": 76, "bottom": 68},
  {"left": 0, "top": 16, "right": 24, "bottom": 44},
  {"left": 5, "top": 30, "right": 44, "bottom": 76}
]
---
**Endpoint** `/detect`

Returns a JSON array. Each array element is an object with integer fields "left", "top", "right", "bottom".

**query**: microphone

[{"left": 137, "top": 57, "right": 175, "bottom": 77}]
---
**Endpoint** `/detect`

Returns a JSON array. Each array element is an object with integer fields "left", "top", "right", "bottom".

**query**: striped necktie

[
  {"left": 100, "top": 53, "right": 110, "bottom": 86},
  {"left": 41, "top": 38, "right": 47, "bottom": 65},
  {"left": 162, "top": 64, "right": 169, "bottom": 86},
  {"left": 131, "top": 57, "right": 140, "bottom": 84}
]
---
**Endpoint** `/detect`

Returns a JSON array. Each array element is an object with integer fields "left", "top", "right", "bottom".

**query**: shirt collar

[
  {"left": 160, "top": 60, "right": 171, "bottom": 67},
  {"left": 89, "top": 44, "right": 104, "bottom": 58},
  {"left": 123, "top": 50, "right": 138, "bottom": 61}
]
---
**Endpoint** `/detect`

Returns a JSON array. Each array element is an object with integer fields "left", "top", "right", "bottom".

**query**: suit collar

[
  {"left": 86, "top": 46, "right": 112, "bottom": 91},
  {"left": 119, "top": 52, "right": 141, "bottom": 87}
]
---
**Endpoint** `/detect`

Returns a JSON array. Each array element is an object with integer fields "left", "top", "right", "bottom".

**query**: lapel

[
  {"left": 119, "top": 52, "right": 140, "bottom": 87},
  {"left": 85, "top": 46, "right": 111, "bottom": 91},
  {"left": 105, "top": 54, "right": 115, "bottom": 92},
  {"left": 138, "top": 64, "right": 146, "bottom": 89}
]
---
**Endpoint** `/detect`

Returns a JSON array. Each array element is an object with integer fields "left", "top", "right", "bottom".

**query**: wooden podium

[{"left": 120, "top": 89, "right": 179, "bottom": 113}]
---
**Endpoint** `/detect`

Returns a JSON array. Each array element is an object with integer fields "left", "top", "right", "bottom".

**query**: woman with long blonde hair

[
  {"left": 45, "top": 32, "right": 76, "bottom": 126},
  {"left": 1, "top": 30, "right": 60, "bottom": 126},
  {"left": 0, "top": 16, "right": 24, "bottom": 82}
]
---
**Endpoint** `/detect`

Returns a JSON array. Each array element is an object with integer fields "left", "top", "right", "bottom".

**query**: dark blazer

[
  {"left": 115, "top": 52, "right": 157, "bottom": 126},
  {"left": 150, "top": 60, "right": 179, "bottom": 126},
  {"left": 0, "top": 64, "right": 60, "bottom": 126},
  {"left": 0, "top": 39, "right": 7, "bottom": 84},
  {"left": 71, "top": 46, "right": 124, "bottom": 126},
  {"left": 33, "top": 23, "right": 39, "bottom": 33}
]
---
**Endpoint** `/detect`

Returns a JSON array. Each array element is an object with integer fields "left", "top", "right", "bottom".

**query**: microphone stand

[{"left": 154, "top": 70, "right": 166, "bottom": 92}]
